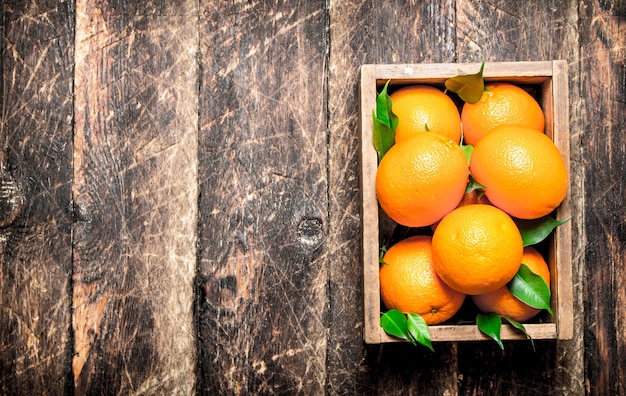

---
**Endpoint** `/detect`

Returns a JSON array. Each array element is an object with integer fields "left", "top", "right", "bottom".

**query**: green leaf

[
  {"left": 516, "top": 216, "right": 571, "bottom": 247},
  {"left": 407, "top": 313, "right": 435, "bottom": 352},
  {"left": 508, "top": 264, "right": 553, "bottom": 315},
  {"left": 376, "top": 81, "right": 398, "bottom": 130},
  {"left": 465, "top": 175, "right": 486, "bottom": 194},
  {"left": 476, "top": 312, "right": 504, "bottom": 349},
  {"left": 379, "top": 244, "right": 388, "bottom": 265},
  {"left": 380, "top": 310, "right": 414, "bottom": 344},
  {"left": 461, "top": 142, "right": 474, "bottom": 163},
  {"left": 372, "top": 81, "right": 397, "bottom": 162},
  {"left": 503, "top": 316, "right": 535, "bottom": 351},
  {"left": 372, "top": 111, "right": 396, "bottom": 162},
  {"left": 445, "top": 62, "right": 485, "bottom": 104}
]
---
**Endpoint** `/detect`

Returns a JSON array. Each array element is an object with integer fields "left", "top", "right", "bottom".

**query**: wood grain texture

[
  {"left": 72, "top": 0, "right": 198, "bottom": 393},
  {"left": 579, "top": 1, "right": 625, "bottom": 395},
  {"left": 0, "top": 2, "right": 74, "bottom": 394},
  {"left": 456, "top": 1, "right": 585, "bottom": 394},
  {"left": 196, "top": 0, "right": 328, "bottom": 394},
  {"left": 0, "top": 1, "right": 624, "bottom": 394},
  {"left": 327, "top": 1, "right": 460, "bottom": 394},
  {"left": 456, "top": 0, "right": 575, "bottom": 62}
]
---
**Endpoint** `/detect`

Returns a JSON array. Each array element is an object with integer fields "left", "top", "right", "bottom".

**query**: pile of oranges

[{"left": 377, "top": 82, "right": 568, "bottom": 325}]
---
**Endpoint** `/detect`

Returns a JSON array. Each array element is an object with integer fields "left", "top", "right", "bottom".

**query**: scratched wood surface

[
  {"left": 453, "top": 1, "right": 585, "bottom": 394},
  {"left": 326, "top": 1, "right": 462, "bottom": 394},
  {"left": 1, "top": 0, "right": 624, "bottom": 395},
  {"left": 0, "top": 2, "right": 74, "bottom": 394},
  {"left": 72, "top": 0, "right": 198, "bottom": 393},
  {"left": 196, "top": 1, "right": 329, "bottom": 393},
  {"left": 579, "top": 1, "right": 626, "bottom": 394}
]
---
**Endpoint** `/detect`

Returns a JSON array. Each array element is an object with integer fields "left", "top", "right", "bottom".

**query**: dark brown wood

[
  {"left": 580, "top": 1, "right": 626, "bottom": 395},
  {"left": 455, "top": 1, "right": 579, "bottom": 61},
  {"left": 72, "top": 0, "right": 198, "bottom": 394},
  {"left": 0, "top": 2, "right": 74, "bottom": 394},
  {"left": 0, "top": 0, "right": 623, "bottom": 394},
  {"left": 196, "top": 1, "right": 329, "bottom": 394},
  {"left": 326, "top": 1, "right": 462, "bottom": 394},
  {"left": 455, "top": 1, "right": 585, "bottom": 394}
]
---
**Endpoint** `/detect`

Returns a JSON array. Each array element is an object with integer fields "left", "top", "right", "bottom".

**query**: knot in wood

[
  {"left": 0, "top": 176, "right": 25, "bottom": 228},
  {"left": 297, "top": 217, "right": 324, "bottom": 248},
  {"left": 73, "top": 201, "right": 93, "bottom": 223}
]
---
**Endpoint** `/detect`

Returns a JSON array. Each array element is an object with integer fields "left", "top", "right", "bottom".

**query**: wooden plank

[
  {"left": 579, "top": 1, "right": 626, "bottom": 395},
  {"left": 455, "top": 0, "right": 585, "bottom": 394},
  {"left": 379, "top": 323, "right": 558, "bottom": 342},
  {"left": 328, "top": 1, "right": 461, "bottom": 394},
  {"left": 551, "top": 60, "right": 574, "bottom": 340},
  {"left": 456, "top": 1, "right": 576, "bottom": 61},
  {"left": 196, "top": 1, "right": 328, "bottom": 394},
  {"left": 364, "top": 61, "right": 554, "bottom": 84},
  {"left": 357, "top": 65, "right": 380, "bottom": 344},
  {"left": 0, "top": 2, "right": 74, "bottom": 394},
  {"left": 72, "top": 1, "right": 198, "bottom": 393}
]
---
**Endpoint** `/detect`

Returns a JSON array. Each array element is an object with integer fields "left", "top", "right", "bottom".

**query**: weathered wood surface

[
  {"left": 72, "top": 0, "right": 198, "bottom": 394},
  {"left": 196, "top": 1, "right": 328, "bottom": 393},
  {"left": 0, "top": 0, "right": 624, "bottom": 395},
  {"left": 1, "top": 2, "right": 74, "bottom": 394},
  {"left": 453, "top": 1, "right": 585, "bottom": 394},
  {"left": 326, "top": 2, "right": 462, "bottom": 394},
  {"left": 579, "top": 1, "right": 626, "bottom": 395}
]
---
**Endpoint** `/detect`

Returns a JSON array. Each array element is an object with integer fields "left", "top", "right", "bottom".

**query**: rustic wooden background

[{"left": 1, "top": 0, "right": 623, "bottom": 395}]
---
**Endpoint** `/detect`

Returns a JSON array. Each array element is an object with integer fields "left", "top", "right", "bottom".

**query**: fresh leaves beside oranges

[
  {"left": 372, "top": 64, "right": 569, "bottom": 351},
  {"left": 372, "top": 80, "right": 397, "bottom": 162},
  {"left": 380, "top": 309, "right": 434, "bottom": 352},
  {"left": 517, "top": 216, "right": 571, "bottom": 247},
  {"left": 444, "top": 62, "right": 485, "bottom": 104}
]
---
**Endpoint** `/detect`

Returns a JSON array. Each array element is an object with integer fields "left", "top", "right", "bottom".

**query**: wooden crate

[{"left": 358, "top": 61, "right": 573, "bottom": 344}]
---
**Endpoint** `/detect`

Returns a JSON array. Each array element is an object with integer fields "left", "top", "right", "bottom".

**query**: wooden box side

[
  {"left": 359, "top": 65, "right": 383, "bottom": 344},
  {"left": 378, "top": 323, "right": 558, "bottom": 343},
  {"left": 551, "top": 60, "right": 574, "bottom": 340},
  {"left": 368, "top": 61, "right": 554, "bottom": 87},
  {"left": 360, "top": 61, "right": 572, "bottom": 344}
]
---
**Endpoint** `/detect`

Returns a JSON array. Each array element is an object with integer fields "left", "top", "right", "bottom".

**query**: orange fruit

[
  {"left": 469, "top": 125, "right": 568, "bottom": 219},
  {"left": 472, "top": 246, "right": 551, "bottom": 322},
  {"left": 430, "top": 190, "right": 491, "bottom": 232},
  {"left": 390, "top": 85, "right": 462, "bottom": 144},
  {"left": 431, "top": 204, "right": 523, "bottom": 295},
  {"left": 461, "top": 82, "right": 545, "bottom": 145},
  {"left": 380, "top": 235, "right": 466, "bottom": 325},
  {"left": 376, "top": 132, "right": 469, "bottom": 227}
]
